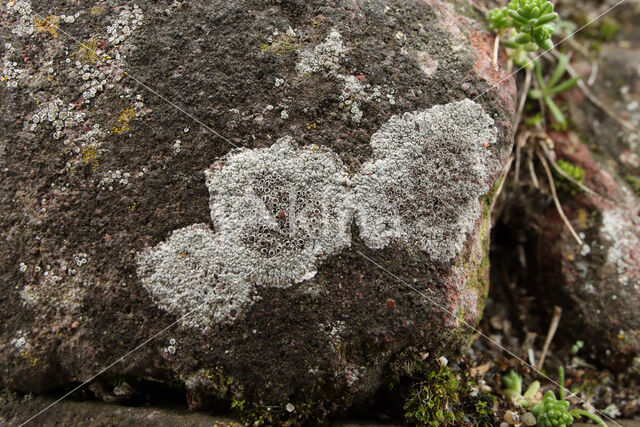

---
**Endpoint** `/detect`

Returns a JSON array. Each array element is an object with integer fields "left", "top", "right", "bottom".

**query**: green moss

[
  {"left": 201, "top": 366, "right": 234, "bottom": 397},
  {"left": 233, "top": 398, "right": 324, "bottom": 426},
  {"left": 400, "top": 359, "right": 494, "bottom": 426},
  {"left": 554, "top": 159, "right": 585, "bottom": 195},
  {"left": 465, "top": 171, "right": 505, "bottom": 309},
  {"left": 625, "top": 174, "right": 640, "bottom": 198},
  {"left": 403, "top": 364, "right": 463, "bottom": 425},
  {"left": 595, "top": 16, "right": 621, "bottom": 41}
]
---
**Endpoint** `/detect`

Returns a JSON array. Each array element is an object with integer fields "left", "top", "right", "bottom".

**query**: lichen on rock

[
  {"left": 137, "top": 137, "right": 353, "bottom": 328},
  {"left": 351, "top": 99, "right": 500, "bottom": 263},
  {"left": 136, "top": 224, "right": 255, "bottom": 329},
  {"left": 296, "top": 28, "right": 347, "bottom": 75},
  {"left": 600, "top": 206, "right": 640, "bottom": 288},
  {"left": 205, "top": 136, "right": 353, "bottom": 286}
]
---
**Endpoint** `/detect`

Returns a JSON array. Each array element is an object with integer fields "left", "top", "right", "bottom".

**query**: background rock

[
  {"left": 499, "top": 0, "right": 640, "bottom": 368},
  {"left": 0, "top": 0, "right": 515, "bottom": 417}
]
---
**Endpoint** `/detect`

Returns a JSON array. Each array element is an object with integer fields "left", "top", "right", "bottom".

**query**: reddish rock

[{"left": 0, "top": 0, "right": 515, "bottom": 419}]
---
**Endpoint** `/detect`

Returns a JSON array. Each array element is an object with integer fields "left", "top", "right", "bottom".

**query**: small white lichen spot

[
  {"left": 205, "top": 137, "right": 352, "bottom": 286},
  {"left": 136, "top": 224, "right": 256, "bottom": 328},
  {"left": 351, "top": 99, "right": 499, "bottom": 263},
  {"left": 296, "top": 28, "right": 347, "bottom": 75},
  {"left": 601, "top": 207, "right": 640, "bottom": 286}
]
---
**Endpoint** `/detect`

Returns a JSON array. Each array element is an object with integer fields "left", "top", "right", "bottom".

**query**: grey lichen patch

[
  {"left": 601, "top": 207, "right": 640, "bottom": 288},
  {"left": 351, "top": 99, "right": 499, "bottom": 263},
  {"left": 136, "top": 224, "right": 256, "bottom": 329},
  {"left": 137, "top": 101, "right": 500, "bottom": 328},
  {"left": 205, "top": 136, "right": 353, "bottom": 286},
  {"left": 296, "top": 28, "right": 347, "bottom": 75},
  {"left": 137, "top": 137, "right": 352, "bottom": 328}
]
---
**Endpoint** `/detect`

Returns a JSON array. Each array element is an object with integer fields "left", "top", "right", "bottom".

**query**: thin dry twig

[
  {"left": 515, "top": 68, "right": 533, "bottom": 128},
  {"left": 564, "top": 39, "right": 598, "bottom": 85},
  {"left": 493, "top": 32, "right": 501, "bottom": 71},
  {"left": 537, "top": 139, "right": 612, "bottom": 201},
  {"left": 537, "top": 150, "right": 584, "bottom": 245},
  {"left": 537, "top": 305, "right": 562, "bottom": 370},
  {"left": 514, "top": 131, "right": 531, "bottom": 183},
  {"left": 528, "top": 150, "right": 540, "bottom": 189}
]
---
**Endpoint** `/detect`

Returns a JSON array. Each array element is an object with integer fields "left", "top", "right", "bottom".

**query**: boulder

[{"left": 0, "top": 0, "right": 515, "bottom": 417}]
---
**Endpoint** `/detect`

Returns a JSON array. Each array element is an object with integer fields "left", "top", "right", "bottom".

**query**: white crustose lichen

[
  {"left": 137, "top": 100, "right": 501, "bottom": 329},
  {"left": 205, "top": 136, "right": 353, "bottom": 286},
  {"left": 137, "top": 137, "right": 352, "bottom": 328},
  {"left": 136, "top": 224, "right": 256, "bottom": 329},
  {"left": 351, "top": 99, "right": 500, "bottom": 263}
]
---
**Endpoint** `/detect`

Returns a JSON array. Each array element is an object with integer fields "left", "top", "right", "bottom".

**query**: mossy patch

[
  {"left": 390, "top": 355, "right": 494, "bottom": 426},
  {"left": 260, "top": 33, "right": 301, "bottom": 54},
  {"left": 232, "top": 398, "right": 325, "bottom": 426},
  {"left": 625, "top": 174, "right": 640, "bottom": 198},
  {"left": 554, "top": 159, "right": 585, "bottom": 196}
]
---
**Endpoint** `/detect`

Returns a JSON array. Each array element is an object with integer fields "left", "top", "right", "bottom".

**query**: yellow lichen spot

[
  {"left": 127, "top": 202, "right": 137, "bottom": 212},
  {"left": 310, "top": 145, "right": 319, "bottom": 151},
  {"left": 260, "top": 34, "right": 300, "bottom": 54},
  {"left": 306, "top": 122, "right": 317, "bottom": 130},
  {"left": 112, "top": 105, "right": 136, "bottom": 134},
  {"left": 74, "top": 38, "right": 103, "bottom": 65},
  {"left": 567, "top": 254, "right": 574, "bottom": 262},
  {"left": 90, "top": 6, "right": 105, "bottom": 15},
  {"left": 0, "top": 76, "right": 7, "bottom": 82},
  {"left": 312, "top": 20, "right": 318, "bottom": 27},
  {"left": 20, "top": 351, "right": 38, "bottom": 368},
  {"left": 577, "top": 209, "right": 588, "bottom": 229},
  {"left": 81, "top": 146, "right": 99, "bottom": 170},
  {"left": 35, "top": 15, "right": 60, "bottom": 38},
  {"left": 617, "top": 333, "right": 625, "bottom": 340}
]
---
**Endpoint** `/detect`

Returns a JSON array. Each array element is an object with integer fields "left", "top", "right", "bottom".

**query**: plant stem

[
  {"left": 571, "top": 409, "right": 608, "bottom": 427},
  {"left": 558, "top": 366, "right": 565, "bottom": 401}
]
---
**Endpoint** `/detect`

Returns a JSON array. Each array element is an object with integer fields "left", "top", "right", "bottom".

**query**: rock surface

[
  {"left": 502, "top": 1, "right": 640, "bottom": 368},
  {"left": 0, "top": 0, "right": 515, "bottom": 417},
  {"left": 0, "top": 393, "right": 242, "bottom": 426}
]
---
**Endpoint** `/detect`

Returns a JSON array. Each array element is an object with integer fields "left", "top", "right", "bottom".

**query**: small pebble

[
  {"left": 504, "top": 410, "right": 519, "bottom": 425},
  {"left": 522, "top": 412, "right": 536, "bottom": 426}
]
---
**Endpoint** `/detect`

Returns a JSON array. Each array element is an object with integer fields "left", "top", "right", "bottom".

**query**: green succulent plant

[
  {"left": 502, "top": 370, "right": 541, "bottom": 407},
  {"left": 488, "top": 7, "right": 512, "bottom": 30},
  {"left": 528, "top": 53, "right": 579, "bottom": 129},
  {"left": 532, "top": 390, "right": 574, "bottom": 426},
  {"left": 488, "top": 0, "right": 559, "bottom": 68},
  {"left": 501, "top": 368, "right": 608, "bottom": 426},
  {"left": 507, "top": 0, "right": 559, "bottom": 50}
]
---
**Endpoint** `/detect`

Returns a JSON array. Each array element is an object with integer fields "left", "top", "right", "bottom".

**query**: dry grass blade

[
  {"left": 515, "top": 68, "right": 533, "bottom": 128},
  {"left": 537, "top": 139, "right": 612, "bottom": 201},
  {"left": 528, "top": 152, "right": 540, "bottom": 189},
  {"left": 537, "top": 305, "right": 562, "bottom": 370},
  {"left": 536, "top": 150, "right": 583, "bottom": 245},
  {"left": 514, "top": 131, "right": 531, "bottom": 183}
]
